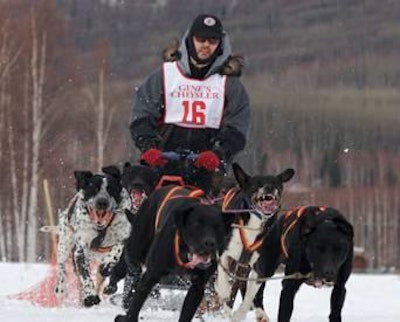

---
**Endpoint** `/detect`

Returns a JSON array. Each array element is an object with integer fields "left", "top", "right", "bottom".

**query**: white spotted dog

[
  {"left": 54, "top": 165, "right": 132, "bottom": 307},
  {"left": 215, "top": 163, "right": 294, "bottom": 321}
]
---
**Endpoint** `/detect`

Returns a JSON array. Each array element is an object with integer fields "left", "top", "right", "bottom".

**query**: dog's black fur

[
  {"left": 121, "top": 162, "right": 159, "bottom": 216},
  {"left": 232, "top": 206, "right": 354, "bottom": 322},
  {"left": 103, "top": 162, "right": 159, "bottom": 295},
  {"left": 114, "top": 185, "right": 226, "bottom": 322},
  {"left": 215, "top": 163, "right": 295, "bottom": 320}
]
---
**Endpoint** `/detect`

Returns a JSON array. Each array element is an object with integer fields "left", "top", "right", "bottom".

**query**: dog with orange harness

[
  {"left": 215, "top": 162, "right": 295, "bottom": 321},
  {"left": 114, "top": 185, "right": 226, "bottom": 322},
  {"left": 231, "top": 206, "right": 354, "bottom": 322}
]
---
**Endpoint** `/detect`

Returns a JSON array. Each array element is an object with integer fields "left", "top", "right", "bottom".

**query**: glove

[
  {"left": 140, "top": 148, "right": 167, "bottom": 168},
  {"left": 194, "top": 151, "right": 220, "bottom": 171}
]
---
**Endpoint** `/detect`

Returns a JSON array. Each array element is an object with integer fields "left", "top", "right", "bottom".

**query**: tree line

[{"left": 0, "top": 1, "right": 399, "bottom": 270}]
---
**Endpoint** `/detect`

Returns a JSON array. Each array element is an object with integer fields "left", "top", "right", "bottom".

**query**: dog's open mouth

[
  {"left": 254, "top": 194, "right": 279, "bottom": 214},
  {"left": 130, "top": 190, "right": 147, "bottom": 212},
  {"left": 186, "top": 252, "right": 213, "bottom": 269},
  {"left": 88, "top": 208, "right": 113, "bottom": 229}
]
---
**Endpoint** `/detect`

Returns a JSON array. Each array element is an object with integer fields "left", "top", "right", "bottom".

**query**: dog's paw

[
  {"left": 54, "top": 281, "right": 67, "bottom": 298},
  {"left": 114, "top": 315, "right": 129, "bottom": 322},
  {"left": 255, "top": 308, "right": 270, "bottom": 322},
  {"left": 231, "top": 308, "right": 247, "bottom": 322},
  {"left": 223, "top": 302, "right": 233, "bottom": 318},
  {"left": 103, "top": 283, "right": 118, "bottom": 295},
  {"left": 83, "top": 295, "right": 101, "bottom": 307}
]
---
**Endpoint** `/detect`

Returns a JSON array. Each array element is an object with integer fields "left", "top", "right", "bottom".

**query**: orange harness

[
  {"left": 280, "top": 206, "right": 327, "bottom": 258},
  {"left": 222, "top": 187, "right": 263, "bottom": 253},
  {"left": 154, "top": 186, "right": 206, "bottom": 269}
]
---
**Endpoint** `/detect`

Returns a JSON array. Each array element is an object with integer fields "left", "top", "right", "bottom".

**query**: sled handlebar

[{"left": 161, "top": 151, "right": 198, "bottom": 161}]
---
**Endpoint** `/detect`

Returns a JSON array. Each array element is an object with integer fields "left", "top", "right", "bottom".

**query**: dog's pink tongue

[
  {"left": 131, "top": 191, "right": 144, "bottom": 206},
  {"left": 186, "top": 254, "right": 211, "bottom": 269},
  {"left": 259, "top": 200, "right": 278, "bottom": 214}
]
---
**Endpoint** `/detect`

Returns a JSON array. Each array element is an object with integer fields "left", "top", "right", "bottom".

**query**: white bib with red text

[{"left": 163, "top": 62, "right": 226, "bottom": 129}]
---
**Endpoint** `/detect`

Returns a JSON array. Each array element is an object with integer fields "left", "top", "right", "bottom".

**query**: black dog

[
  {"left": 231, "top": 206, "right": 354, "bottom": 322},
  {"left": 121, "top": 162, "right": 159, "bottom": 214},
  {"left": 103, "top": 162, "right": 159, "bottom": 295},
  {"left": 215, "top": 163, "right": 295, "bottom": 320},
  {"left": 114, "top": 185, "right": 226, "bottom": 322}
]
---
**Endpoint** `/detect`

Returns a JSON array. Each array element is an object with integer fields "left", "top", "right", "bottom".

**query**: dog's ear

[
  {"left": 299, "top": 207, "right": 320, "bottom": 236},
  {"left": 277, "top": 168, "right": 295, "bottom": 183},
  {"left": 333, "top": 215, "right": 354, "bottom": 238},
  {"left": 232, "top": 163, "right": 250, "bottom": 188},
  {"left": 73, "top": 171, "right": 93, "bottom": 191},
  {"left": 173, "top": 202, "right": 195, "bottom": 228},
  {"left": 102, "top": 165, "right": 121, "bottom": 181}
]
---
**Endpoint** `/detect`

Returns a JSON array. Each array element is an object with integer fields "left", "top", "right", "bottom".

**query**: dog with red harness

[
  {"left": 54, "top": 165, "right": 132, "bottom": 307},
  {"left": 114, "top": 185, "right": 226, "bottom": 322}
]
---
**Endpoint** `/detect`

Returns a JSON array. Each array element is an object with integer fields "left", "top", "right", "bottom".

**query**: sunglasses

[{"left": 193, "top": 36, "right": 220, "bottom": 45}]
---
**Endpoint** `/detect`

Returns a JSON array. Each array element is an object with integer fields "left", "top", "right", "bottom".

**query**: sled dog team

[{"left": 54, "top": 162, "right": 353, "bottom": 322}]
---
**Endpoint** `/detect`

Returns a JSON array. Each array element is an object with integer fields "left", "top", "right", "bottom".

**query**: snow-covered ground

[{"left": 1, "top": 262, "right": 399, "bottom": 321}]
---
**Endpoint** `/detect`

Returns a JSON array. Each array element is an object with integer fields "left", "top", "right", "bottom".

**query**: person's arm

[
  {"left": 212, "top": 77, "right": 250, "bottom": 161},
  {"left": 129, "top": 67, "right": 164, "bottom": 152}
]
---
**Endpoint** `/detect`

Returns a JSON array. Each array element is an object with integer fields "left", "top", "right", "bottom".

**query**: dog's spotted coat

[{"left": 54, "top": 166, "right": 132, "bottom": 307}]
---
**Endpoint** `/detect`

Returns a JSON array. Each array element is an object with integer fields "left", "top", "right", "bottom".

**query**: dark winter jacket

[{"left": 129, "top": 29, "right": 250, "bottom": 162}]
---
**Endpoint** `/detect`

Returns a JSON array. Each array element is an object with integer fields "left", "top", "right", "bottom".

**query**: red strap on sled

[{"left": 156, "top": 175, "right": 185, "bottom": 190}]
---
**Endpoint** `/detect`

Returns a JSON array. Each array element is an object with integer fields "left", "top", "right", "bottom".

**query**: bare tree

[
  {"left": 26, "top": 6, "right": 47, "bottom": 262},
  {"left": 83, "top": 40, "right": 115, "bottom": 171}
]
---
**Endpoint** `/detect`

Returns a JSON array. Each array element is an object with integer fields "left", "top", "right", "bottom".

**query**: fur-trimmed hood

[{"left": 162, "top": 32, "right": 244, "bottom": 77}]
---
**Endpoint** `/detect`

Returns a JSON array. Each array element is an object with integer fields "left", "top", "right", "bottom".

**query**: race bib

[{"left": 163, "top": 62, "right": 226, "bottom": 129}]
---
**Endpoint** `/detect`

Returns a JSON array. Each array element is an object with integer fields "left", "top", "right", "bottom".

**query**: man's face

[{"left": 192, "top": 36, "right": 221, "bottom": 60}]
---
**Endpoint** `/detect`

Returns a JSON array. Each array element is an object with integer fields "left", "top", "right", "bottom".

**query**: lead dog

[
  {"left": 215, "top": 163, "right": 294, "bottom": 321},
  {"left": 232, "top": 206, "right": 354, "bottom": 322},
  {"left": 54, "top": 165, "right": 132, "bottom": 307},
  {"left": 115, "top": 185, "right": 226, "bottom": 322}
]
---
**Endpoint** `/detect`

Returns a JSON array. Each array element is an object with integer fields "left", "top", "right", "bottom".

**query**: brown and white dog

[
  {"left": 215, "top": 163, "right": 295, "bottom": 321},
  {"left": 54, "top": 165, "right": 132, "bottom": 307}
]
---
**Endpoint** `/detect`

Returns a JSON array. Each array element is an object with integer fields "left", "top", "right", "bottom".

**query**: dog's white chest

[{"left": 225, "top": 215, "right": 263, "bottom": 264}]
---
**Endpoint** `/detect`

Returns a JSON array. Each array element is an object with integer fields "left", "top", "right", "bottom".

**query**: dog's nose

[
  {"left": 322, "top": 268, "right": 336, "bottom": 281},
  {"left": 202, "top": 238, "right": 216, "bottom": 251},
  {"left": 96, "top": 198, "right": 109, "bottom": 210}
]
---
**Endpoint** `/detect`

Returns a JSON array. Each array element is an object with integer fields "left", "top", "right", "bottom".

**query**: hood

[{"left": 162, "top": 29, "right": 243, "bottom": 77}]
